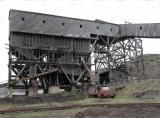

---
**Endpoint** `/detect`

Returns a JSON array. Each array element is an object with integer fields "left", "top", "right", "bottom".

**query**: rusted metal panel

[
  {"left": 9, "top": 9, "right": 120, "bottom": 38},
  {"left": 120, "top": 23, "right": 160, "bottom": 38}
]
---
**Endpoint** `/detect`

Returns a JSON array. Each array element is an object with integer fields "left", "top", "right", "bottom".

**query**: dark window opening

[
  {"left": 21, "top": 18, "right": 25, "bottom": 21},
  {"left": 97, "top": 26, "right": 99, "bottom": 30},
  {"left": 62, "top": 23, "right": 65, "bottom": 26},
  {"left": 80, "top": 24, "right": 82, "bottom": 28},
  {"left": 90, "top": 34, "right": 97, "bottom": 38},
  {"left": 43, "top": 20, "right": 46, "bottom": 24},
  {"left": 110, "top": 29, "right": 112, "bottom": 31},
  {"left": 119, "top": 74, "right": 122, "bottom": 77},
  {"left": 140, "top": 26, "right": 142, "bottom": 30}
]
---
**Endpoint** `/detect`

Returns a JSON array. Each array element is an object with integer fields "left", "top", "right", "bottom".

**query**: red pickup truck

[{"left": 88, "top": 86, "right": 116, "bottom": 98}]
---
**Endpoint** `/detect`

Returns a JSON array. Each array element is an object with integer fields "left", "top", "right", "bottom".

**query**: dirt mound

[{"left": 75, "top": 106, "right": 160, "bottom": 118}]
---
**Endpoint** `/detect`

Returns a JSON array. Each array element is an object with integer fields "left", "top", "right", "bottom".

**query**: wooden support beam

[
  {"left": 59, "top": 65, "right": 72, "bottom": 83},
  {"left": 76, "top": 69, "right": 87, "bottom": 82},
  {"left": 15, "top": 65, "right": 27, "bottom": 79},
  {"left": 22, "top": 68, "right": 58, "bottom": 80},
  {"left": 11, "top": 67, "right": 18, "bottom": 75},
  {"left": 42, "top": 78, "right": 47, "bottom": 89}
]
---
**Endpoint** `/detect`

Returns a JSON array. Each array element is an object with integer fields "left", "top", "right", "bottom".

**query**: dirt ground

[
  {"left": 0, "top": 108, "right": 87, "bottom": 118},
  {"left": 75, "top": 105, "right": 160, "bottom": 118},
  {"left": 0, "top": 105, "right": 160, "bottom": 118},
  {"left": 1, "top": 78, "right": 160, "bottom": 118}
]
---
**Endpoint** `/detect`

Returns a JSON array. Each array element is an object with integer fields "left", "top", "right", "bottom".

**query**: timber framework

[{"left": 8, "top": 9, "right": 160, "bottom": 96}]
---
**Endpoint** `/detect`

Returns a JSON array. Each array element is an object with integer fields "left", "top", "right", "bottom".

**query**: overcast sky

[{"left": 0, "top": 0, "right": 160, "bottom": 82}]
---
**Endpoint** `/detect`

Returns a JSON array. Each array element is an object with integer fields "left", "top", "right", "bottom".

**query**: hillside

[
  {"left": 126, "top": 54, "right": 160, "bottom": 80},
  {"left": 143, "top": 54, "right": 160, "bottom": 79},
  {"left": 116, "top": 54, "right": 160, "bottom": 100}
]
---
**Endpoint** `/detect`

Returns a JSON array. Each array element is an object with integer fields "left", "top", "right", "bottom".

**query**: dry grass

[{"left": 118, "top": 79, "right": 160, "bottom": 96}]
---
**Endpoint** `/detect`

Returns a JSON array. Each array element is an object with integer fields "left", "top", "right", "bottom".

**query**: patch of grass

[
  {"left": 117, "top": 79, "right": 160, "bottom": 97},
  {"left": 0, "top": 103, "right": 17, "bottom": 110}
]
